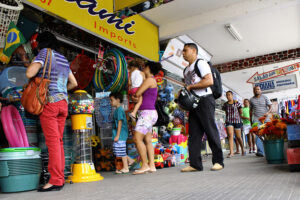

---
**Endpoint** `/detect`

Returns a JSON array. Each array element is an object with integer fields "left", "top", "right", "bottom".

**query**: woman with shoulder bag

[
  {"left": 222, "top": 91, "right": 245, "bottom": 158},
  {"left": 26, "top": 32, "right": 78, "bottom": 192}
]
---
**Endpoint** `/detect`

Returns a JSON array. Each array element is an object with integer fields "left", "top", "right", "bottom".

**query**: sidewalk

[{"left": 1, "top": 153, "right": 300, "bottom": 200}]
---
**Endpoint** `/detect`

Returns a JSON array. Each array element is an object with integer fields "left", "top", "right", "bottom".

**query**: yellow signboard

[
  {"left": 114, "top": 0, "right": 148, "bottom": 11},
  {"left": 24, "top": 0, "right": 159, "bottom": 61}
]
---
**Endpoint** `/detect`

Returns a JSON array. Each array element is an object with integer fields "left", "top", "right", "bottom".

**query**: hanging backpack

[
  {"left": 194, "top": 59, "right": 223, "bottom": 99},
  {"left": 154, "top": 100, "right": 169, "bottom": 126}
]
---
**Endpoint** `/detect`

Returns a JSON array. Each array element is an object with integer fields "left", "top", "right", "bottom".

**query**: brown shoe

[
  {"left": 181, "top": 166, "right": 198, "bottom": 172},
  {"left": 210, "top": 163, "right": 223, "bottom": 171}
]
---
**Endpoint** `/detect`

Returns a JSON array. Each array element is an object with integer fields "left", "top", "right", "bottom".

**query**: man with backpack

[{"left": 181, "top": 43, "right": 224, "bottom": 172}]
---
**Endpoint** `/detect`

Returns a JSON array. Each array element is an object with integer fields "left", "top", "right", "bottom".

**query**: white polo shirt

[{"left": 184, "top": 59, "right": 212, "bottom": 97}]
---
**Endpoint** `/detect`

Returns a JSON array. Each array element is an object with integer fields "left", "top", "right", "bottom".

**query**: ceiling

[{"left": 142, "top": 0, "right": 300, "bottom": 65}]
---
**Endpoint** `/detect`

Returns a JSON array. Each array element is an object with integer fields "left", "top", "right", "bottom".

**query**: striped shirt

[
  {"left": 33, "top": 48, "right": 70, "bottom": 103},
  {"left": 223, "top": 101, "right": 242, "bottom": 124},
  {"left": 250, "top": 94, "right": 272, "bottom": 122}
]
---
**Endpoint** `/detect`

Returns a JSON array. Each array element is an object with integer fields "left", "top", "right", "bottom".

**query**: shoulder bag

[{"left": 21, "top": 49, "right": 52, "bottom": 115}]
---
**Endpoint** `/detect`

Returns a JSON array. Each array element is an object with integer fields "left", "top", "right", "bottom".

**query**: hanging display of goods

[
  {"left": 0, "top": 0, "right": 24, "bottom": 48},
  {"left": 93, "top": 48, "right": 128, "bottom": 93},
  {"left": 70, "top": 52, "right": 96, "bottom": 90}
]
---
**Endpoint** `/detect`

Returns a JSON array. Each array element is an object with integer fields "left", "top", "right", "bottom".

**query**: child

[
  {"left": 127, "top": 58, "right": 145, "bottom": 121},
  {"left": 242, "top": 99, "right": 256, "bottom": 153},
  {"left": 109, "top": 92, "right": 134, "bottom": 173}
]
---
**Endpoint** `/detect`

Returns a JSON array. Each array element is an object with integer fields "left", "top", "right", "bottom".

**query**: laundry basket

[{"left": 0, "top": 0, "right": 24, "bottom": 48}]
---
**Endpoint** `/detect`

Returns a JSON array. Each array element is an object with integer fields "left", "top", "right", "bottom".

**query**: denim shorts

[{"left": 225, "top": 122, "right": 243, "bottom": 129}]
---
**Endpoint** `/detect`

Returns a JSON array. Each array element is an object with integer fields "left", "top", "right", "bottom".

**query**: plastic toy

[
  {"left": 154, "top": 143, "right": 176, "bottom": 168},
  {"left": 169, "top": 134, "right": 188, "bottom": 164},
  {"left": 155, "top": 70, "right": 164, "bottom": 90},
  {"left": 154, "top": 154, "right": 164, "bottom": 168},
  {"left": 167, "top": 122, "right": 174, "bottom": 131},
  {"left": 173, "top": 117, "right": 183, "bottom": 126},
  {"left": 163, "top": 106, "right": 170, "bottom": 115},
  {"left": 168, "top": 101, "right": 177, "bottom": 112},
  {"left": 168, "top": 114, "right": 174, "bottom": 122},
  {"left": 159, "top": 90, "right": 168, "bottom": 102},
  {"left": 165, "top": 84, "right": 173, "bottom": 94},
  {"left": 154, "top": 143, "right": 164, "bottom": 155},
  {"left": 1, "top": 105, "right": 29, "bottom": 147},
  {"left": 176, "top": 124, "right": 186, "bottom": 135},
  {"left": 91, "top": 136, "right": 100, "bottom": 147}
]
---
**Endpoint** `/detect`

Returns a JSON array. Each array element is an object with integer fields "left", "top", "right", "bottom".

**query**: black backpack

[
  {"left": 193, "top": 59, "right": 223, "bottom": 99},
  {"left": 154, "top": 100, "right": 169, "bottom": 126}
]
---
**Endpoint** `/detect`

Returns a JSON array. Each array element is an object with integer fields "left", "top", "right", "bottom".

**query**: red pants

[{"left": 39, "top": 100, "right": 68, "bottom": 186}]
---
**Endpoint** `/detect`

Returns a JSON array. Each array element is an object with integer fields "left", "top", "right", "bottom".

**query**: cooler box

[
  {"left": 287, "top": 125, "right": 300, "bottom": 148},
  {"left": 287, "top": 148, "right": 300, "bottom": 172},
  {"left": 0, "top": 147, "right": 42, "bottom": 193}
]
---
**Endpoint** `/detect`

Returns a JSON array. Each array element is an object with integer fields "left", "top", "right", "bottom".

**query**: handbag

[{"left": 21, "top": 49, "right": 52, "bottom": 115}]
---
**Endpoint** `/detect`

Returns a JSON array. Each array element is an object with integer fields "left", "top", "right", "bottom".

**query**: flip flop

[
  {"left": 132, "top": 168, "right": 150, "bottom": 175},
  {"left": 115, "top": 169, "right": 129, "bottom": 174},
  {"left": 129, "top": 113, "right": 137, "bottom": 122},
  {"left": 149, "top": 169, "right": 157, "bottom": 173},
  {"left": 227, "top": 154, "right": 234, "bottom": 158},
  {"left": 234, "top": 152, "right": 240, "bottom": 155}
]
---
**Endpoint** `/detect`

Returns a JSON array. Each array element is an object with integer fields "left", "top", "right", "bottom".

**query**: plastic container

[
  {"left": 69, "top": 90, "right": 94, "bottom": 114},
  {"left": 263, "top": 139, "right": 284, "bottom": 164},
  {"left": 0, "top": 67, "right": 28, "bottom": 94},
  {"left": 172, "top": 128, "right": 181, "bottom": 136},
  {"left": 0, "top": 147, "right": 41, "bottom": 193}
]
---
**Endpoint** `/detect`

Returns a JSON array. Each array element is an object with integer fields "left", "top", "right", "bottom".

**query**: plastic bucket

[
  {"left": 263, "top": 139, "right": 284, "bottom": 164},
  {"left": 171, "top": 128, "right": 181, "bottom": 136}
]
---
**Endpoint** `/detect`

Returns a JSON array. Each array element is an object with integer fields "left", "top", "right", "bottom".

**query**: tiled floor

[{"left": 1, "top": 153, "right": 300, "bottom": 200}]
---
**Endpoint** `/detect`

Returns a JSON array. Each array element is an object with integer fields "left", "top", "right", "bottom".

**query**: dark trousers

[{"left": 188, "top": 95, "right": 224, "bottom": 170}]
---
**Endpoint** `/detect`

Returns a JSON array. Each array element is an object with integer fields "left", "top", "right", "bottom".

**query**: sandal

[
  {"left": 234, "top": 152, "right": 240, "bottom": 155},
  {"left": 132, "top": 168, "right": 150, "bottom": 175},
  {"left": 227, "top": 154, "right": 234, "bottom": 158},
  {"left": 115, "top": 169, "right": 129, "bottom": 174}
]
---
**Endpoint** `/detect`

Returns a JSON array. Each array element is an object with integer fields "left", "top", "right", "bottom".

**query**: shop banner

[
  {"left": 254, "top": 74, "right": 297, "bottom": 93},
  {"left": 247, "top": 62, "right": 300, "bottom": 83},
  {"left": 114, "top": 0, "right": 147, "bottom": 11},
  {"left": 24, "top": 0, "right": 159, "bottom": 61}
]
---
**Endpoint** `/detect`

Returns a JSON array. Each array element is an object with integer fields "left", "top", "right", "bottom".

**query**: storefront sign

[
  {"left": 114, "top": 0, "right": 148, "bottom": 11},
  {"left": 24, "top": 0, "right": 159, "bottom": 61},
  {"left": 247, "top": 62, "right": 300, "bottom": 83},
  {"left": 254, "top": 74, "right": 297, "bottom": 93}
]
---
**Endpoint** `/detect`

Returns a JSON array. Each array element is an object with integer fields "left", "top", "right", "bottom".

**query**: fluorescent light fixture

[{"left": 225, "top": 24, "right": 243, "bottom": 41}]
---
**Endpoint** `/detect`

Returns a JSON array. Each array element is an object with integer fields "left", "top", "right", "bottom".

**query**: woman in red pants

[{"left": 26, "top": 32, "right": 78, "bottom": 192}]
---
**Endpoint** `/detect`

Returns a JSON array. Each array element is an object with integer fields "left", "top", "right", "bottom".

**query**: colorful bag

[{"left": 21, "top": 49, "right": 52, "bottom": 115}]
